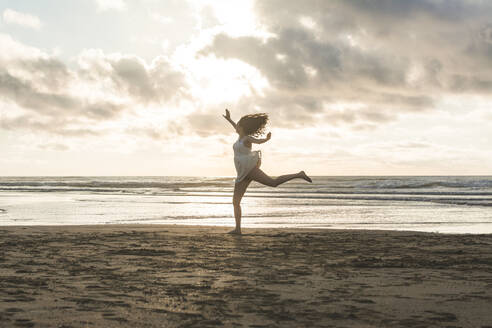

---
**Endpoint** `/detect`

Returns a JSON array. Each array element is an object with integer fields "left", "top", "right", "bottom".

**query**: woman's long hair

[{"left": 237, "top": 113, "right": 269, "bottom": 137}]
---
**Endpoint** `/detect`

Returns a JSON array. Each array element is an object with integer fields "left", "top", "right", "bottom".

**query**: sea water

[{"left": 1, "top": 176, "right": 491, "bottom": 233}]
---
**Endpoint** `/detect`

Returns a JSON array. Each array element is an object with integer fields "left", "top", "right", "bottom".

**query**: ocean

[{"left": 0, "top": 176, "right": 491, "bottom": 233}]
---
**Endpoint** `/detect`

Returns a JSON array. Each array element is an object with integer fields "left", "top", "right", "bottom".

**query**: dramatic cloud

[
  {"left": 1, "top": 1, "right": 492, "bottom": 175},
  {"left": 77, "top": 50, "right": 188, "bottom": 104},
  {"left": 2, "top": 9, "right": 42, "bottom": 29},
  {"left": 0, "top": 35, "right": 187, "bottom": 136},
  {"left": 199, "top": 0, "right": 492, "bottom": 129}
]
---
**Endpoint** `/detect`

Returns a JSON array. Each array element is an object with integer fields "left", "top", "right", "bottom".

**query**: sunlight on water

[{"left": 1, "top": 176, "right": 492, "bottom": 233}]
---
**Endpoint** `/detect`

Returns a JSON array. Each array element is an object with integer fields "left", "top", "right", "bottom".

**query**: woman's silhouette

[{"left": 223, "top": 109, "right": 312, "bottom": 234}]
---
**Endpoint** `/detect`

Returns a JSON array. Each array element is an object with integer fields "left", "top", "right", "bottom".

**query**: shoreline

[
  {"left": 1, "top": 225, "right": 491, "bottom": 327},
  {"left": 2, "top": 223, "right": 491, "bottom": 235}
]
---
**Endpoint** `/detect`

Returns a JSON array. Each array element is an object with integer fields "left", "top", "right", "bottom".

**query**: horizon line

[{"left": 1, "top": 175, "right": 491, "bottom": 178}]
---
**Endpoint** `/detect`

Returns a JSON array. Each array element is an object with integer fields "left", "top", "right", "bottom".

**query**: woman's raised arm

[{"left": 222, "top": 109, "right": 237, "bottom": 130}]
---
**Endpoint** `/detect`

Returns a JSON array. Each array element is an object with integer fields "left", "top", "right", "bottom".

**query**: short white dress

[{"left": 233, "top": 136, "right": 261, "bottom": 183}]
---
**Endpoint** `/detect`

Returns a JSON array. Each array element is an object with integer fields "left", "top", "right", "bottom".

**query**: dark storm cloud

[{"left": 201, "top": 0, "right": 492, "bottom": 129}]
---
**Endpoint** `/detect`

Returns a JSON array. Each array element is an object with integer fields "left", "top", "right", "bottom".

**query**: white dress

[{"left": 233, "top": 136, "right": 261, "bottom": 183}]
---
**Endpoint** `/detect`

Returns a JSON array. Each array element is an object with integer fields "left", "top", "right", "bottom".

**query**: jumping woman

[{"left": 223, "top": 109, "right": 312, "bottom": 235}]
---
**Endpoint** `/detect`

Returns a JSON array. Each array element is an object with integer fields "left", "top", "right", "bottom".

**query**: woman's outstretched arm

[
  {"left": 222, "top": 109, "right": 237, "bottom": 130},
  {"left": 247, "top": 132, "right": 271, "bottom": 144}
]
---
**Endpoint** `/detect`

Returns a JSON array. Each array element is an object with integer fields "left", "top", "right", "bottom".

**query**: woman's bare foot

[
  {"left": 300, "top": 171, "right": 312, "bottom": 183},
  {"left": 228, "top": 229, "right": 242, "bottom": 235}
]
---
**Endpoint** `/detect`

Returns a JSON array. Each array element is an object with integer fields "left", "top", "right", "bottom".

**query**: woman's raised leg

[
  {"left": 230, "top": 177, "right": 252, "bottom": 234},
  {"left": 247, "top": 168, "right": 311, "bottom": 187}
]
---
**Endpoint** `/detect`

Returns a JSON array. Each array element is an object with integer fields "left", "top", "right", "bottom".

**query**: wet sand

[{"left": 0, "top": 225, "right": 491, "bottom": 327}]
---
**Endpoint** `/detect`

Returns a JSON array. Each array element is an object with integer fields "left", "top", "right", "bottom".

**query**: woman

[{"left": 223, "top": 109, "right": 312, "bottom": 235}]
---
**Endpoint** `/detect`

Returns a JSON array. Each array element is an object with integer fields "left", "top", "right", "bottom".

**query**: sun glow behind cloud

[
  {"left": 188, "top": 0, "right": 270, "bottom": 38},
  {"left": 1, "top": 0, "right": 492, "bottom": 176},
  {"left": 183, "top": 56, "right": 269, "bottom": 105}
]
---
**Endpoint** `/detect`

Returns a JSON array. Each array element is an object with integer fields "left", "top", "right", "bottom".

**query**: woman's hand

[{"left": 223, "top": 109, "right": 237, "bottom": 129}]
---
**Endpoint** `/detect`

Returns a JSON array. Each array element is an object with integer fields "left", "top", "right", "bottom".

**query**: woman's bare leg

[
  {"left": 230, "top": 177, "right": 252, "bottom": 234},
  {"left": 248, "top": 168, "right": 311, "bottom": 187}
]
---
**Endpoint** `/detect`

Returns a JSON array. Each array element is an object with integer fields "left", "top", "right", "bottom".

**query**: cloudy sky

[{"left": 1, "top": 0, "right": 491, "bottom": 176}]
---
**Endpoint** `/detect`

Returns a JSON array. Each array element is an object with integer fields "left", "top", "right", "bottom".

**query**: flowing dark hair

[{"left": 237, "top": 113, "right": 269, "bottom": 137}]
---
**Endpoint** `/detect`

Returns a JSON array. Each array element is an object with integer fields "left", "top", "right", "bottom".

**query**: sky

[{"left": 0, "top": 0, "right": 491, "bottom": 176}]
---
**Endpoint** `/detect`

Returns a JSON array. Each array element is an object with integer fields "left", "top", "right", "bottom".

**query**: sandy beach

[{"left": 0, "top": 225, "right": 491, "bottom": 327}]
